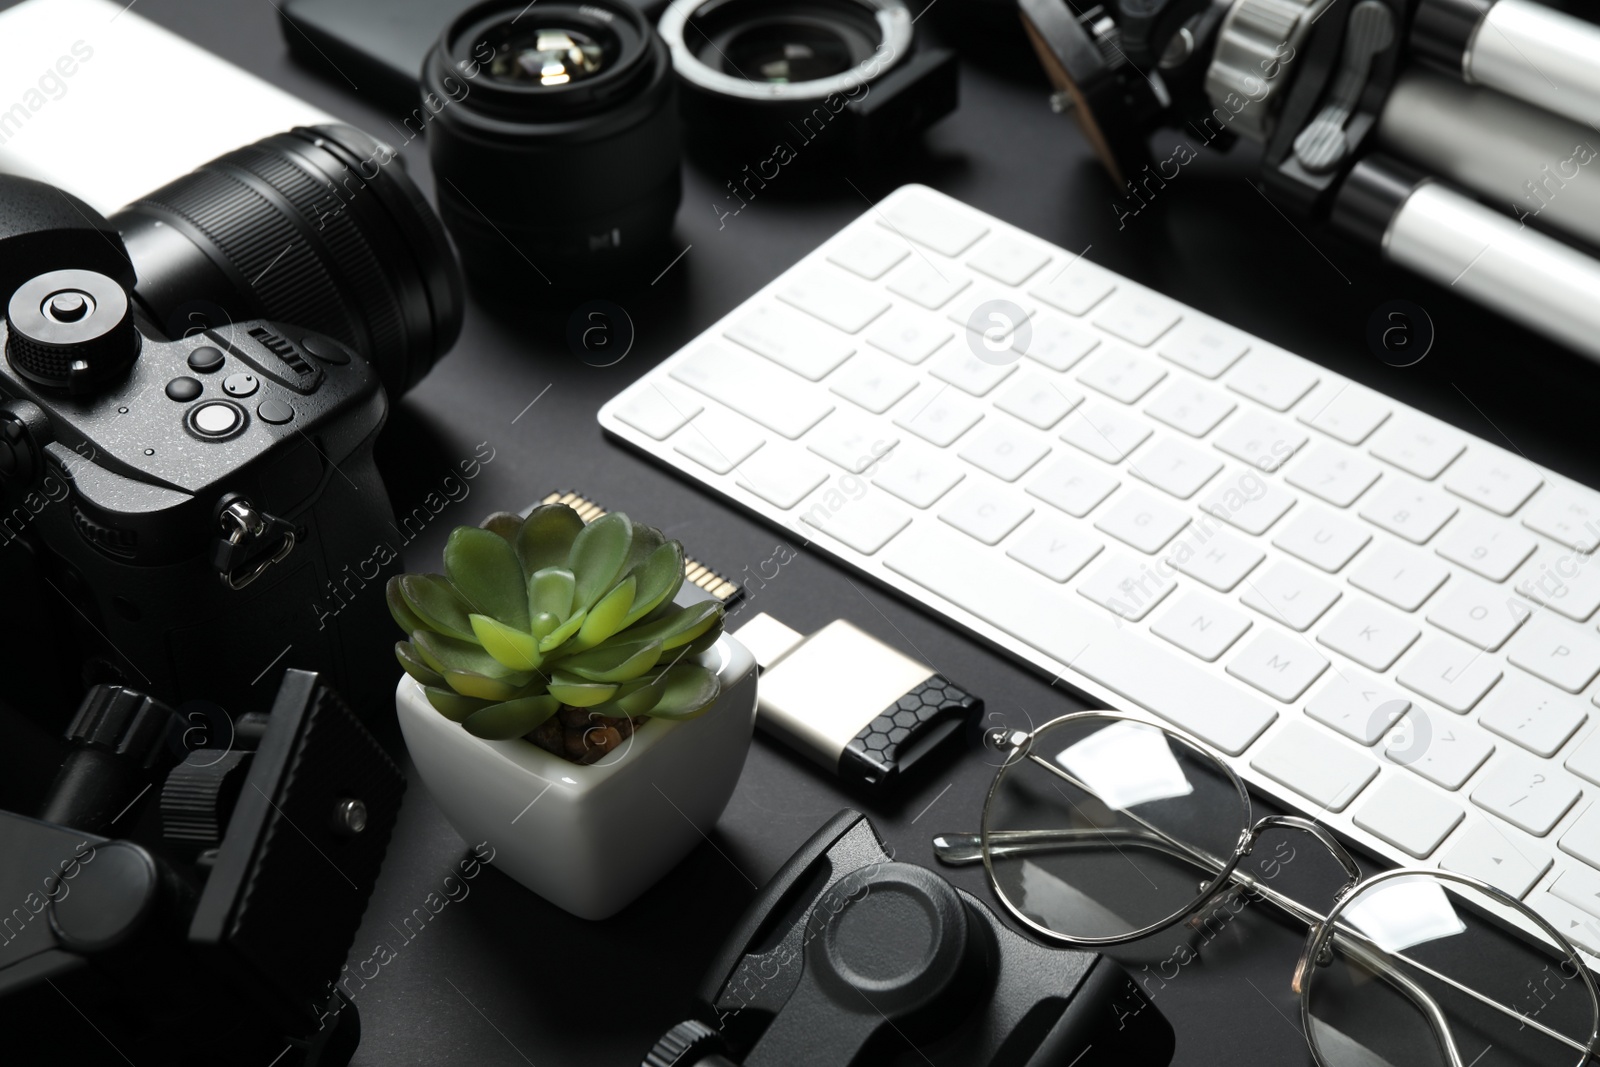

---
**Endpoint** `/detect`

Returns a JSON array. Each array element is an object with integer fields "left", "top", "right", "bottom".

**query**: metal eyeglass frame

[{"left": 932, "top": 710, "right": 1600, "bottom": 1067}]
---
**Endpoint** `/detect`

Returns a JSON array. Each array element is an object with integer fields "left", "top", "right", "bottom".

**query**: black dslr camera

[
  {"left": 645, "top": 811, "right": 1175, "bottom": 1067},
  {"left": 0, "top": 125, "right": 462, "bottom": 724}
]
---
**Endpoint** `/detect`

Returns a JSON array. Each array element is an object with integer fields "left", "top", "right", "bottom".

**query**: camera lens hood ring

[{"left": 660, "top": 0, "right": 914, "bottom": 103}]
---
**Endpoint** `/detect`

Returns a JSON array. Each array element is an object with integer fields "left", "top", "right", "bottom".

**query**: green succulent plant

[{"left": 389, "top": 504, "right": 726, "bottom": 744}]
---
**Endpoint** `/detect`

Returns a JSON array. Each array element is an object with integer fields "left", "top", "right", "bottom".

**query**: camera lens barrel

[
  {"left": 422, "top": 0, "right": 682, "bottom": 287},
  {"left": 110, "top": 124, "right": 464, "bottom": 398}
]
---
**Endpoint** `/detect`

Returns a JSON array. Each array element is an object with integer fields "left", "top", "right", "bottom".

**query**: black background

[{"left": 15, "top": 0, "right": 1600, "bottom": 1064}]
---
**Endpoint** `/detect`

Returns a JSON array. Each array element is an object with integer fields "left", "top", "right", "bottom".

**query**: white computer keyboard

[{"left": 599, "top": 184, "right": 1600, "bottom": 963}]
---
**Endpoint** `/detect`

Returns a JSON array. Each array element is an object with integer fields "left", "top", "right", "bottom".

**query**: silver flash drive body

[{"left": 734, "top": 613, "right": 982, "bottom": 789}]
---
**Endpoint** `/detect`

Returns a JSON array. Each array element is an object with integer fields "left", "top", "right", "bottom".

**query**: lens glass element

[
  {"left": 721, "top": 22, "right": 855, "bottom": 82},
  {"left": 486, "top": 26, "right": 611, "bottom": 86}
]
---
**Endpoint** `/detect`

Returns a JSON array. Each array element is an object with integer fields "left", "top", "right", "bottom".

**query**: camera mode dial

[{"left": 6, "top": 269, "right": 139, "bottom": 394}]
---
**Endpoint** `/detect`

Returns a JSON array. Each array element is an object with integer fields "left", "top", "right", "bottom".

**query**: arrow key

[
  {"left": 1533, "top": 891, "right": 1600, "bottom": 956},
  {"left": 1440, "top": 819, "right": 1550, "bottom": 898},
  {"left": 1550, "top": 866, "right": 1600, "bottom": 921}
]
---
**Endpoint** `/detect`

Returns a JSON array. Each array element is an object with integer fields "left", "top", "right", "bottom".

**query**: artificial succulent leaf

[
  {"left": 566, "top": 576, "right": 636, "bottom": 652},
  {"left": 528, "top": 567, "right": 577, "bottom": 622},
  {"left": 444, "top": 668, "right": 536, "bottom": 702},
  {"left": 469, "top": 614, "right": 543, "bottom": 671},
  {"left": 548, "top": 672, "right": 619, "bottom": 707},
  {"left": 643, "top": 662, "right": 722, "bottom": 720},
  {"left": 396, "top": 641, "right": 446, "bottom": 688},
  {"left": 445, "top": 526, "right": 531, "bottom": 630},
  {"left": 621, "top": 541, "right": 685, "bottom": 628},
  {"left": 556, "top": 638, "right": 662, "bottom": 683},
  {"left": 413, "top": 629, "right": 522, "bottom": 679},
  {"left": 399, "top": 574, "right": 476, "bottom": 640},
  {"left": 537, "top": 608, "right": 588, "bottom": 653},
  {"left": 681, "top": 626, "right": 724, "bottom": 657},
  {"left": 463, "top": 695, "right": 560, "bottom": 740},
  {"left": 387, "top": 578, "right": 429, "bottom": 635},
  {"left": 568, "top": 511, "right": 634, "bottom": 611},
  {"left": 425, "top": 686, "right": 490, "bottom": 723},
  {"left": 622, "top": 522, "right": 665, "bottom": 575},
  {"left": 516, "top": 504, "right": 586, "bottom": 577},
  {"left": 621, "top": 600, "right": 725, "bottom": 651},
  {"left": 588, "top": 672, "right": 668, "bottom": 718},
  {"left": 480, "top": 512, "right": 524, "bottom": 541}
]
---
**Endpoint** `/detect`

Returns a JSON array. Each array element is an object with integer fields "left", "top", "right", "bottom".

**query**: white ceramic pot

[{"left": 396, "top": 634, "right": 758, "bottom": 920}]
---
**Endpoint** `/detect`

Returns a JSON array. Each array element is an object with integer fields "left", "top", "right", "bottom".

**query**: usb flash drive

[{"left": 732, "top": 613, "right": 983, "bottom": 790}]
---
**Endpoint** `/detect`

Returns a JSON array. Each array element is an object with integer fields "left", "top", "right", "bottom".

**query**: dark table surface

[{"left": 26, "top": 1, "right": 1600, "bottom": 1064}]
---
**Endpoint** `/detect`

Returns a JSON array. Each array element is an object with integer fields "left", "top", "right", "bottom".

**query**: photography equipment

[
  {"left": 933, "top": 712, "right": 1600, "bottom": 1066},
  {"left": 658, "top": 0, "right": 959, "bottom": 164},
  {"left": 644, "top": 809, "right": 1176, "bottom": 1066},
  {"left": 1018, "top": 0, "right": 1600, "bottom": 364},
  {"left": 421, "top": 0, "right": 683, "bottom": 287},
  {"left": 0, "top": 124, "right": 462, "bottom": 724},
  {"left": 0, "top": 670, "right": 405, "bottom": 1067}
]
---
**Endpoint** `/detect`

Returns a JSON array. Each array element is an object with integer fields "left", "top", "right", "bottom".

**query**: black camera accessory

[
  {"left": 732, "top": 613, "right": 980, "bottom": 790},
  {"left": 421, "top": 0, "right": 683, "bottom": 287},
  {"left": 659, "top": 0, "right": 958, "bottom": 163},
  {"left": 645, "top": 809, "right": 1174, "bottom": 1066}
]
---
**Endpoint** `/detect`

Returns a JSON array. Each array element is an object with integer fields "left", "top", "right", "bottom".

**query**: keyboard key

[
  {"left": 1151, "top": 590, "right": 1252, "bottom": 662},
  {"left": 1156, "top": 316, "right": 1250, "bottom": 378},
  {"left": 673, "top": 408, "right": 763, "bottom": 474},
  {"left": 777, "top": 267, "right": 890, "bottom": 333},
  {"left": 945, "top": 287, "right": 1037, "bottom": 333},
  {"left": 1059, "top": 405, "right": 1151, "bottom": 464},
  {"left": 1368, "top": 418, "right": 1468, "bottom": 481},
  {"left": 1272, "top": 506, "right": 1371, "bottom": 573},
  {"left": 1426, "top": 575, "right": 1531, "bottom": 651},
  {"left": 671, "top": 344, "right": 834, "bottom": 439},
  {"left": 1524, "top": 486, "right": 1600, "bottom": 552},
  {"left": 883, "top": 525, "right": 1276, "bottom": 754},
  {"left": 1507, "top": 615, "right": 1600, "bottom": 693},
  {"left": 866, "top": 307, "right": 953, "bottom": 364},
  {"left": 938, "top": 484, "right": 1032, "bottom": 545},
  {"left": 1561, "top": 805, "right": 1600, "bottom": 871},
  {"left": 612, "top": 380, "right": 702, "bottom": 440},
  {"left": 1018, "top": 315, "right": 1100, "bottom": 372},
  {"left": 1028, "top": 258, "right": 1118, "bottom": 316},
  {"left": 1213, "top": 410, "right": 1307, "bottom": 472},
  {"left": 1285, "top": 443, "right": 1383, "bottom": 508},
  {"left": 1093, "top": 489, "right": 1191, "bottom": 554},
  {"left": 871, "top": 440, "right": 964, "bottom": 509},
  {"left": 1091, "top": 289, "right": 1183, "bottom": 347},
  {"left": 1480, "top": 673, "right": 1587, "bottom": 757},
  {"left": 927, "top": 344, "right": 1018, "bottom": 397},
  {"left": 967, "top": 234, "right": 1051, "bottom": 285},
  {"left": 994, "top": 372, "right": 1083, "bottom": 430},
  {"left": 893, "top": 383, "right": 984, "bottom": 447},
  {"left": 805, "top": 413, "right": 899, "bottom": 474},
  {"left": 1515, "top": 545, "right": 1600, "bottom": 623},
  {"left": 1397, "top": 636, "right": 1503, "bottom": 713},
  {"left": 1005, "top": 518, "right": 1103, "bottom": 582},
  {"left": 1306, "top": 675, "right": 1411, "bottom": 745},
  {"left": 1167, "top": 528, "right": 1264, "bottom": 593},
  {"left": 1472, "top": 754, "right": 1582, "bottom": 836},
  {"left": 1434, "top": 511, "right": 1538, "bottom": 582},
  {"left": 1445, "top": 451, "right": 1544, "bottom": 516},
  {"left": 734, "top": 447, "right": 829, "bottom": 509},
  {"left": 1539, "top": 891, "right": 1600, "bottom": 953},
  {"left": 1197, "top": 472, "right": 1295, "bottom": 540},
  {"left": 828, "top": 352, "right": 918, "bottom": 414},
  {"left": 1551, "top": 866, "right": 1600, "bottom": 919},
  {"left": 1251, "top": 722, "right": 1377, "bottom": 812},
  {"left": 1240, "top": 560, "right": 1341, "bottom": 632},
  {"left": 1358, "top": 480, "right": 1458, "bottom": 545},
  {"left": 1129, "top": 438, "right": 1222, "bottom": 500},
  {"left": 799, "top": 491, "right": 910, "bottom": 555},
  {"left": 826, "top": 226, "right": 909, "bottom": 280},
  {"left": 1349, "top": 540, "right": 1450, "bottom": 611},
  {"left": 1076, "top": 347, "right": 1167, "bottom": 404},
  {"left": 1227, "top": 347, "right": 1319, "bottom": 412},
  {"left": 879, "top": 193, "right": 989, "bottom": 256},
  {"left": 725, "top": 304, "right": 854, "bottom": 381},
  {"left": 1353, "top": 775, "right": 1463, "bottom": 859},
  {"left": 1297, "top": 380, "right": 1392, "bottom": 445},
  {"left": 1078, "top": 552, "right": 1177, "bottom": 621},
  {"left": 1386, "top": 705, "right": 1494, "bottom": 789},
  {"left": 1442, "top": 820, "right": 1550, "bottom": 898},
  {"left": 1228, "top": 629, "right": 1330, "bottom": 702},
  {"left": 958, "top": 421, "right": 1051, "bottom": 482},
  {"left": 1317, "top": 598, "right": 1420, "bottom": 672},
  {"left": 887, "top": 258, "right": 972, "bottom": 310},
  {"left": 1026, "top": 455, "right": 1119, "bottom": 517},
  {"left": 1570, "top": 731, "right": 1600, "bottom": 788},
  {"left": 1144, "top": 381, "right": 1236, "bottom": 438}
]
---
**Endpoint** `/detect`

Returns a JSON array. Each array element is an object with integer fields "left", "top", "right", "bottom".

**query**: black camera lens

[
  {"left": 422, "top": 0, "right": 682, "bottom": 288},
  {"left": 719, "top": 19, "right": 866, "bottom": 82},
  {"left": 109, "top": 124, "right": 463, "bottom": 399}
]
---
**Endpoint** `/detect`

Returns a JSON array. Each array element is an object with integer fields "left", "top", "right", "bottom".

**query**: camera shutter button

[{"left": 190, "top": 402, "right": 244, "bottom": 438}]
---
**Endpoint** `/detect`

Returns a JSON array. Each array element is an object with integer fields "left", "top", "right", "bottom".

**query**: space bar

[{"left": 882, "top": 527, "right": 1278, "bottom": 756}]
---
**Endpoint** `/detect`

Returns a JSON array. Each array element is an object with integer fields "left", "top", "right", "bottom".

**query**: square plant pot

[{"left": 396, "top": 633, "right": 758, "bottom": 920}]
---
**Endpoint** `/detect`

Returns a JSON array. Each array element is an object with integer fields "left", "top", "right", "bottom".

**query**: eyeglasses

[{"left": 932, "top": 711, "right": 1600, "bottom": 1067}]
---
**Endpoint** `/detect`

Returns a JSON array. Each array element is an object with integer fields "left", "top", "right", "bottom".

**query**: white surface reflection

[
  {"left": 1344, "top": 878, "right": 1467, "bottom": 954},
  {"left": 1057, "top": 720, "right": 1196, "bottom": 812}
]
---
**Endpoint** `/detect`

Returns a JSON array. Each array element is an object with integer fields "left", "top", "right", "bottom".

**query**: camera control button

[
  {"left": 257, "top": 399, "right": 294, "bottom": 425},
  {"left": 189, "top": 402, "right": 243, "bottom": 439},
  {"left": 222, "top": 373, "right": 260, "bottom": 398},
  {"left": 187, "top": 346, "right": 225, "bottom": 373},
  {"left": 165, "top": 377, "right": 203, "bottom": 402},
  {"left": 301, "top": 334, "right": 351, "bottom": 365}
]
